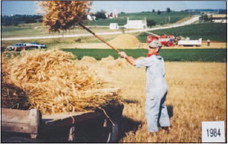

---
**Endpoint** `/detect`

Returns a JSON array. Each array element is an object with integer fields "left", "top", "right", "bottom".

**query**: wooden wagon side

[{"left": 1, "top": 104, "right": 124, "bottom": 142}]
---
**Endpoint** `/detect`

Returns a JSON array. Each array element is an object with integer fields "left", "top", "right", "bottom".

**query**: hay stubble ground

[
  {"left": 2, "top": 49, "right": 226, "bottom": 142},
  {"left": 87, "top": 59, "right": 226, "bottom": 142}
]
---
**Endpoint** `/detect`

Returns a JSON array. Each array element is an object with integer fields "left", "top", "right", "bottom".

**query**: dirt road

[{"left": 2, "top": 16, "right": 200, "bottom": 41}]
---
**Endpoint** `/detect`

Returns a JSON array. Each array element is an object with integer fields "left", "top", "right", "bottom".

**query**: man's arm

[
  {"left": 125, "top": 56, "right": 135, "bottom": 66},
  {"left": 119, "top": 51, "right": 135, "bottom": 66},
  {"left": 119, "top": 51, "right": 153, "bottom": 67}
]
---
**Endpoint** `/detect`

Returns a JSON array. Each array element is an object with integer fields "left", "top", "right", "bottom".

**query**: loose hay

[
  {"left": 81, "top": 56, "right": 97, "bottom": 63},
  {"left": 99, "top": 56, "right": 131, "bottom": 69},
  {"left": 100, "top": 55, "right": 115, "bottom": 61},
  {"left": 99, "top": 56, "right": 116, "bottom": 69},
  {"left": 2, "top": 50, "right": 122, "bottom": 115},
  {"left": 109, "top": 34, "right": 140, "bottom": 49},
  {"left": 115, "top": 58, "right": 132, "bottom": 68},
  {"left": 38, "top": 1, "right": 91, "bottom": 32}
]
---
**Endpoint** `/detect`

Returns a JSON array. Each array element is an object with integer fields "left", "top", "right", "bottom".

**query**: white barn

[
  {"left": 109, "top": 23, "right": 119, "bottom": 29},
  {"left": 124, "top": 17, "right": 147, "bottom": 29}
]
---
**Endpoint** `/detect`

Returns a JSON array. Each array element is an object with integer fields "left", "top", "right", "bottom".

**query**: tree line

[
  {"left": 2, "top": 15, "right": 42, "bottom": 26},
  {"left": 2, "top": 8, "right": 172, "bottom": 27}
]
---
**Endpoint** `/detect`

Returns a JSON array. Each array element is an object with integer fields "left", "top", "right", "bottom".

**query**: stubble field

[
  {"left": 84, "top": 58, "right": 226, "bottom": 142},
  {"left": 2, "top": 49, "right": 226, "bottom": 142}
]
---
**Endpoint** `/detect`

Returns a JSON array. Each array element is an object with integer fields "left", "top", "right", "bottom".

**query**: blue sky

[{"left": 1, "top": 1, "right": 227, "bottom": 16}]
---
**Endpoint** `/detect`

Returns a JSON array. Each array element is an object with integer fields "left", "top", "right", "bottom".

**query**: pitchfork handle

[{"left": 78, "top": 23, "right": 120, "bottom": 53}]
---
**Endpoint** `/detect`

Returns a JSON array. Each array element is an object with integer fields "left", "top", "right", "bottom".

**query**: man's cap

[{"left": 149, "top": 40, "right": 162, "bottom": 48}]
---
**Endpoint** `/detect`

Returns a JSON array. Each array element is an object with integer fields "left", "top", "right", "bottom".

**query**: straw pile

[
  {"left": 115, "top": 58, "right": 131, "bottom": 68},
  {"left": 100, "top": 55, "right": 115, "bottom": 61},
  {"left": 109, "top": 34, "right": 140, "bottom": 49},
  {"left": 81, "top": 56, "right": 97, "bottom": 63},
  {"left": 99, "top": 56, "right": 115, "bottom": 69},
  {"left": 38, "top": 1, "right": 91, "bottom": 32},
  {"left": 99, "top": 56, "right": 131, "bottom": 69},
  {"left": 2, "top": 50, "right": 121, "bottom": 115}
]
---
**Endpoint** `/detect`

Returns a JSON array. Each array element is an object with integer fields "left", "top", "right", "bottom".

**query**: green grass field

[
  {"left": 137, "top": 23, "right": 227, "bottom": 42},
  {"left": 3, "top": 48, "right": 226, "bottom": 62},
  {"left": 2, "top": 11, "right": 195, "bottom": 38},
  {"left": 3, "top": 23, "right": 225, "bottom": 49},
  {"left": 62, "top": 48, "right": 227, "bottom": 62},
  {"left": 2, "top": 23, "right": 120, "bottom": 38},
  {"left": 88, "top": 12, "right": 196, "bottom": 26},
  {"left": 1, "top": 34, "right": 119, "bottom": 48}
]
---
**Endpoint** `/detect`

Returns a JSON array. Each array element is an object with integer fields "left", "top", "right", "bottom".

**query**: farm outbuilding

[
  {"left": 109, "top": 23, "right": 119, "bottom": 29},
  {"left": 211, "top": 14, "right": 227, "bottom": 23},
  {"left": 87, "top": 15, "right": 96, "bottom": 21},
  {"left": 105, "top": 9, "right": 118, "bottom": 19},
  {"left": 124, "top": 17, "right": 147, "bottom": 29}
]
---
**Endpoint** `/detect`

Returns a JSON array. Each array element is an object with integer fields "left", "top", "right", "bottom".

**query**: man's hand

[
  {"left": 119, "top": 51, "right": 135, "bottom": 66},
  {"left": 118, "top": 51, "right": 127, "bottom": 58}
]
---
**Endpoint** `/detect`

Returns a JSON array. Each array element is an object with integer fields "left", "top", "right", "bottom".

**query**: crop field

[
  {"left": 72, "top": 56, "right": 226, "bottom": 142},
  {"left": 137, "top": 23, "right": 227, "bottom": 42},
  {"left": 4, "top": 48, "right": 226, "bottom": 62},
  {"left": 113, "top": 61, "right": 226, "bottom": 142},
  {"left": 1, "top": 34, "right": 118, "bottom": 49},
  {"left": 88, "top": 12, "right": 196, "bottom": 26},
  {"left": 2, "top": 23, "right": 118, "bottom": 38},
  {"left": 1, "top": 5, "right": 227, "bottom": 142},
  {"left": 2, "top": 46, "right": 226, "bottom": 142},
  {"left": 2, "top": 11, "right": 195, "bottom": 38}
]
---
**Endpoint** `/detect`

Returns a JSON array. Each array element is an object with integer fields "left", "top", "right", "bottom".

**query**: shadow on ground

[
  {"left": 122, "top": 99, "right": 140, "bottom": 104},
  {"left": 167, "top": 105, "right": 173, "bottom": 118},
  {"left": 119, "top": 116, "right": 142, "bottom": 140}
]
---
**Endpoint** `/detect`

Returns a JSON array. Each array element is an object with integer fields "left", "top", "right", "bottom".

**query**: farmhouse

[
  {"left": 87, "top": 14, "right": 96, "bottom": 21},
  {"left": 124, "top": 17, "right": 147, "bottom": 29},
  {"left": 105, "top": 9, "right": 118, "bottom": 19},
  {"left": 211, "top": 14, "right": 227, "bottom": 23}
]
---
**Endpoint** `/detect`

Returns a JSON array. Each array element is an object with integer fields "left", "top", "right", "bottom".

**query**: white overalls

[{"left": 135, "top": 55, "right": 170, "bottom": 132}]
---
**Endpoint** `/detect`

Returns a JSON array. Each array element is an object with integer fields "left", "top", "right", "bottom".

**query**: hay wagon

[{"left": 1, "top": 104, "right": 123, "bottom": 142}]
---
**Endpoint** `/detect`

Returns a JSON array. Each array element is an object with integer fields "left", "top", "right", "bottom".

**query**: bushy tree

[
  {"left": 120, "top": 12, "right": 125, "bottom": 15},
  {"left": 2, "top": 15, "right": 42, "bottom": 26},
  {"left": 218, "top": 9, "right": 226, "bottom": 14},
  {"left": 166, "top": 8, "right": 171, "bottom": 13},
  {"left": 199, "top": 13, "right": 212, "bottom": 22},
  {"left": 95, "top": 10, "right": 107, "bottom": 19},
  {"left": 147, "top": 19, "right": 156, "bottom": 27}
]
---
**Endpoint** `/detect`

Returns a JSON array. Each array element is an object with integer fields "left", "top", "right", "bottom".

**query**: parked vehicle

[
  {"left": 145, "top": 32, "right": 175, "bottom": 47},
  {"left": 7, "top": 43, "right": 35, "bottom": 51},
  {"left": 178, "top": 38, "right": 202, "bottom": 46},
  {"left": 26, "top": 42, "right": 47, "bottom": 49},
  {"left": 7, "top": 42, "right": 47, "bottom": 51}
]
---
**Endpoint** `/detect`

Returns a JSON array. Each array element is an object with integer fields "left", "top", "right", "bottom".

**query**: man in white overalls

[{"left": 119, "top": 40, "right": 170, "bottom": 133}]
